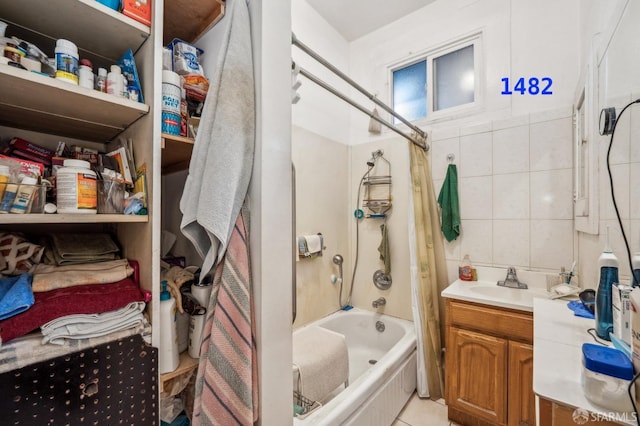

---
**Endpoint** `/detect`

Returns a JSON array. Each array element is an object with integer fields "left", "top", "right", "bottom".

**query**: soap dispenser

[
  {"left": 159, "top": 280, "right": 179, "bottom": 374},
  {"left": 595, "top": 226, "right": 619, "bottom": 340}
]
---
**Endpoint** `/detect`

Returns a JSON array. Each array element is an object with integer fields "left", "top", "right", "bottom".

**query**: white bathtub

[{"left": 293, "top": 308, "right": 417, "bottom": 426}]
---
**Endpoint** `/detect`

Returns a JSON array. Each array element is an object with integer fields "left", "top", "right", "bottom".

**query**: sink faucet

[
  {"left": 497, "top": 267, "right": 528, "bottom": 289},
  {"left": 372, "top": 297, "right": 386, "bottom": 308}
]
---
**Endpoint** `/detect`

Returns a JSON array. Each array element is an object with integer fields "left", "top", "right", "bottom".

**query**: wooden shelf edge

[
  {"left": 162, "top": 133, "right": 195, "bottom": 146},
  {"left": 159, "top": 351, "right": 199, "bottom": 392},
  {"left": 0, "top": 214, "right": 148, "bottom": 224}
]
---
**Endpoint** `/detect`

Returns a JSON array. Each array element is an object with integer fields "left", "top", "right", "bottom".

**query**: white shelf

[
  {"left": 0, "top": 214, "right": 148, "bottom": 225},
  {"left": 0, "top": 0, "right": 150, "bottom": 60},
  {"left": 0, "top": 64, "right": 149, "bottom": 141}
]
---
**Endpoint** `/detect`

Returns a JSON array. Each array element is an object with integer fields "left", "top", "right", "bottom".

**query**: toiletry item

[
  {"left": 106, "top": 65, "right": 123, "bottom": 97},
  {"left": 0, "top": 165, "right": 10, "bottom": 201},
  {"left": 612, "top": 283, "right": 632, "bottom": 345},
  {"left": 595, "top": 226, "right": 619, "bottom": 340},
  {"left": 96, "top": 67, "right": 107, "bottom": 92},
  {"left": 56, "top": 159, "right": 97, "bottom": 214},
  {"left": 161, "top": 70, "right": 181, "bottom": 135},
  {"left": 629, "top": 288, "right": 640, "bottom": 397},
  {"left": 0, "top": 183, "right": 18, "bottom": 213},
  {"left": 54, "top": 39, "right": 79, "bottom": 84},
  {"left": 159, "top": 280, "right": 180, "bottom": 374},
  {"left": 188, "top": 278, "right": 213, "bottom": 358},
  {"left": 459, "top": 254, "right": 477, "bottom": 281},
  {"left": 582, "top": 343, "right": 634, "bottom": 412},
  {"left": 78, "top": 59, "right": 94, "bottom": 90},
  {"left": 9, "top": 176, "right": 37, "bottom": 214}
]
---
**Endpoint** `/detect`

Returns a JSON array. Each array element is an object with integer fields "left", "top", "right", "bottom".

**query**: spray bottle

[{"left": 595, "top": 226, "right": 619, "bottom": 340}]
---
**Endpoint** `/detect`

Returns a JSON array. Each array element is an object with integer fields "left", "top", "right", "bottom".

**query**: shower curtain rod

[
  {"left": 292, "top": 61, "right": 428, "bottom": 150},
  {"left": 292, "top": 33, "right": 428, "bottom": 146}
]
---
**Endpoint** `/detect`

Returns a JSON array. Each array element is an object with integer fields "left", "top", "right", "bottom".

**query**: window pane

[
  {"left": 434, "top": 45, "right": 474, "bottom": 110},
  {"left": 393, "top": 60, "right": 427, "bottom": 122}
]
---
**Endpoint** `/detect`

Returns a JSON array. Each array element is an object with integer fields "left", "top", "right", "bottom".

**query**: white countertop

[{"left": 533, "top": 298, "right": 635, "bottom": 425}]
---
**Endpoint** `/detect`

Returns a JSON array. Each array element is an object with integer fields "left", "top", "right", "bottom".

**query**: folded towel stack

[
  {"left": 293, "top": 326, "right": 349, "bottom": 402},
  {"left": 0, "top": 274, "right": 34, "bottom": 321},
  {"left": 48, "top": 233, "right": 120, "bottom": 265},
  {"left": 41, "top": 301, "right": 147, "bottom": 345}
]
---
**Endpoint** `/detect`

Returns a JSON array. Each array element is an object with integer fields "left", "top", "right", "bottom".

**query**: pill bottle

[
  {"left": 56, "top": 159, "right": 97, "bottom": 214},
  {"left": 96, "top": 67, "right": 107, "bottom": 92},
  {"left": 0, "top": 165, "right": 10, "bottom": 201},
  {"left": 55, "top": 39, "right": 79, "bottom": 84},
  {"left": 106, "top": 65, "right": 123, "bottom": 97},
  {"left": 10, "top": 176, "right": 38, "bottom": 214},
  {"left": 78, "top": 59, "right": 94, "bottom": 90}
]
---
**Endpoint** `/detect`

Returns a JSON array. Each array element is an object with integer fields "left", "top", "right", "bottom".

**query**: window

[{"left": 391, "top": 35, "right": 480, "bottom": 122}]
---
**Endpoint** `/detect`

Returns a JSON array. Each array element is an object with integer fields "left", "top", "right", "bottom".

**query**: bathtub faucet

[{"left": 372, "top": 297, "right": 386, "bottom": 308}]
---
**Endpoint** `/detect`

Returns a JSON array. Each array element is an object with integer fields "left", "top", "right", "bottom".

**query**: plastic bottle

[
  {"left": 161, "top": 70, "right": 181, "bottom": 135},
  {"left": 595, "top": 226, "right": 619, "bottom": 340},
  {"left": 188, "top": 277, "right": 213, "bottom": 359},
  {"left": 9, "top": 176, "right": 37, "bottom": 214},
  {"left": 106, "top": 65, "right": 123, "bottom": 97},
  {"left": 54, "top": 39, "right": 79, "bottom": 84},
  {"left": 159, "top": 280, "right": 180, "bottom": 374},
  {"left": 459, "top": 254, "right": 476, "bottom": 281},
  {"left": 56, "top": 159, "right": 97, "bottom": 214},
  {"left": 0, "top": 183, "right": 18, "bottom": 213},
  {"left": 78, "top": 59, "right": 94, "bottom": 90},
  {"left": 96, "top": 67, "right": 107, "bottom": 92}
]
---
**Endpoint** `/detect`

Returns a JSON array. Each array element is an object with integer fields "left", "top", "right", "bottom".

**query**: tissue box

[
  {"left": 612, "top": 283, "right": 632, "bottom": 345},
  {"left": 122, "top": 0, "right": 152, "bottom": 27}
]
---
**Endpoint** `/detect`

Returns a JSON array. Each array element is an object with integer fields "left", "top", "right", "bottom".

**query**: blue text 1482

[{"left": 501, "top": 77, "right": 553, "bottom": 95}]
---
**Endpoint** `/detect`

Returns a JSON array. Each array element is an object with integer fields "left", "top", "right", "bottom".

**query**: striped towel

[{"left": 192, "top": 204, "right": 258, "bottom": 425}]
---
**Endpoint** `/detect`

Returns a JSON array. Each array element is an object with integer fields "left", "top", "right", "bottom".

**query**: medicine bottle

[
  {"left": 96, "top": 67, "right": 107, "bottom": 92},
  {"left": 106, "top": 65, "right": 123, "bottom": 97},
  {"left": 56, "top": 159, "right": 97, "bottom": 214}
]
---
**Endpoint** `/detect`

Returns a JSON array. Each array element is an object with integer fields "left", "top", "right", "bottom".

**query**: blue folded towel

[
  {"left": 567, "top": 300, "right": 595, "bottom": 319},
  {"left": 0, "top": 273, "right": 34, "bottom": 321}
]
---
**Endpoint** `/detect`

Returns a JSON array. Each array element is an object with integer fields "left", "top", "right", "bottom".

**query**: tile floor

[{"left": 393, "top": 392, "right": 461, "bottom": 426}]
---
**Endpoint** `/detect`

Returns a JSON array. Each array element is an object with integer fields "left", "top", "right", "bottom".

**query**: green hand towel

[
  {"left": 437, "top": 164, "right": 460, "bottom": 242},
  {"left": 377, "top": 223, "right": 390, "bottom": 276}
]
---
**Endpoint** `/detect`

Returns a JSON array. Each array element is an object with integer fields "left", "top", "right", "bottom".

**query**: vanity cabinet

[{"left": 445, "top": 299, "right": 535, "bottom": 426}]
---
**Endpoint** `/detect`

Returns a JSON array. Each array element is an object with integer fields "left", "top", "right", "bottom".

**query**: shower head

[
  {"left": 332, "top": 254, "right": 343, "bottom": 265},
  {"left": 366, "top": 160, "right": 375, "bottom": 167}
]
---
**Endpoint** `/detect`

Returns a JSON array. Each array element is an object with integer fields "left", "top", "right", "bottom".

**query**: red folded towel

[{"left": 0, "top": 276, "right": 143, "bottom": 345}]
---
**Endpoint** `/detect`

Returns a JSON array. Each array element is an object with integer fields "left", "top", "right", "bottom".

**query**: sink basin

[{"left": 461, "top": 284, "right": 550, "bottom": 310}]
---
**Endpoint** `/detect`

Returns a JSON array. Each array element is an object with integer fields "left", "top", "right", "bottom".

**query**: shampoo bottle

[
  {"left": 595, "top": 226, "right": 619, "bottom": 340},
  {"left": 159, "top": 280, "right": 179, "bottom": 374}
]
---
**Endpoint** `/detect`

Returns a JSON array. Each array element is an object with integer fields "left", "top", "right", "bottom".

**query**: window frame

[{"left": 389, "top": 31, "right": 483, "bottom": 125}]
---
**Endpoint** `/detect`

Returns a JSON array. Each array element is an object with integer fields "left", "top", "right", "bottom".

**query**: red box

[{"left": 122, "top": 0, "right": 152, "bottom": 27}]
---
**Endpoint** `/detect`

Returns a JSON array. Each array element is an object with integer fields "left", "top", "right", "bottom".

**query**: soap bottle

[
  {"left": 159, "top": 280, "right": 179, "bottom": 374},
  {"left": 459, "top": 254, "right": 476, "bottom": 281},
  {"left": 595, "top": 226, "right": 619, "bottom": 340}
]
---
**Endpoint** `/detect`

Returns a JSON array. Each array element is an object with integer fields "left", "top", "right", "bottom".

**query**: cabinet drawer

[{"left": 447, "top": 299, "right": 533, "bottom": 343}]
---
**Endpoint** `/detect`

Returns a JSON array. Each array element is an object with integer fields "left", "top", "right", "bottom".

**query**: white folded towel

[
  {"left": 293, "top": 326, "right": 349, "bottom": 402},
  {"left": 40, "top": 302, "right": 146, "bottom": 345},
  {"left": 303, "top": 235, "right": 322, "bottom": 255}
]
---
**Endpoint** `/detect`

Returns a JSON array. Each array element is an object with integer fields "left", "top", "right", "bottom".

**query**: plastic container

[
  {"left": 107, "top": 65, "right": 123, "bottom": 97},
  {"left": 459, "top": 254, "right": 477, "bottom": 281},
  {"left": 10, "top": 176, "right": 38, "bottom": 214},
  {"left": 56, "top": 159, "right": 97, "bottom": 214},
  {"left": 96, "top": 67, "right": 107, "bottom": 92},
  {"left": 596, "top": 226, "right": 618, "bottom": 340},
  {"left": 96, "top": 0, "right": 120, "bottom": 11},
  {"left": 582, "top": 343, "right": 634, "bottom": 412},
  {"left": 55, "top": 39, "right": 79, "bottom": 84},
  {"left": 188, "top": 279, "right": 213, "bottom": 358},
  {"left": 78, "top": 59, "right": 94, "bottom": 90},
  {"left": 159, "top": 280, "right": 180, "bottom": 374},
  {"left": 162, "top": 70, "right": 181, "bottom": 135},
  {"left": 97, "top": 179, "right": 125, "bottom": 213}
]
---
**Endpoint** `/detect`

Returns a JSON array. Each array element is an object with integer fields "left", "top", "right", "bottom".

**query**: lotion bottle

[
  {"left": 595, "top": 226, "right": 619, "bottom": 340},
  {"left": 159, "top": 280, "right": 179, "bottom": 374}
]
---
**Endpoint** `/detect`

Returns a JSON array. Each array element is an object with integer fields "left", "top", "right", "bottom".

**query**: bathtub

[{"left": 293, "top": 308, "right": 417, "bottom": 426}]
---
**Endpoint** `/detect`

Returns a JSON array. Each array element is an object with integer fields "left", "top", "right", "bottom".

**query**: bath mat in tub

[{"left": 292, "top": 326, "right": 348, "bottom": 402}]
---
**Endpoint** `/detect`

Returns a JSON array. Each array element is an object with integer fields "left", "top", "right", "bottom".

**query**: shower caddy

[{"left": 362, "top": 150, "right": 392, "bottom": 218}]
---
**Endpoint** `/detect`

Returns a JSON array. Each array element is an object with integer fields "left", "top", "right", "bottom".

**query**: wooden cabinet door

[
  {"left": 508, "top": 341, "right": 535, "bottom": 426},
  {"left": 447, "top": 327, "right": 508, "bottom": 425}
]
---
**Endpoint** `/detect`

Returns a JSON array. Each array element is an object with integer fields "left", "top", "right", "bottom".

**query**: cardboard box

[
  {"left": 122, "top": 0, "right": 151, "bottom": 27},
  {"left": 613, "top": 283, "right": 632, "bottom": 345}
]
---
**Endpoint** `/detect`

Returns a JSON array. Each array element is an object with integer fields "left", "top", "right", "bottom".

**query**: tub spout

[{"left": 372, "top": 297, "right": 386, "bottom": 308}]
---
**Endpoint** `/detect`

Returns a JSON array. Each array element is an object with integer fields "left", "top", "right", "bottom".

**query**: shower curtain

[{"left": 408, "top": 142, "right": 448, "bottom": 399}]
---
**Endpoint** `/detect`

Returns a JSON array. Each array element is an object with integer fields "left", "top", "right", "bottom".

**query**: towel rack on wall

[{"left": 291, "top": 33, "right": 428, "bottom": 151}]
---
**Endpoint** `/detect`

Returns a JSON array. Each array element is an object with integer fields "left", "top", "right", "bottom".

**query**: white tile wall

[
  {"left": 493, "top": 125, "right": 529, "bottom": 174},
  {"left": 433, "top": 108, "right": 575, "bottom": 275}
]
